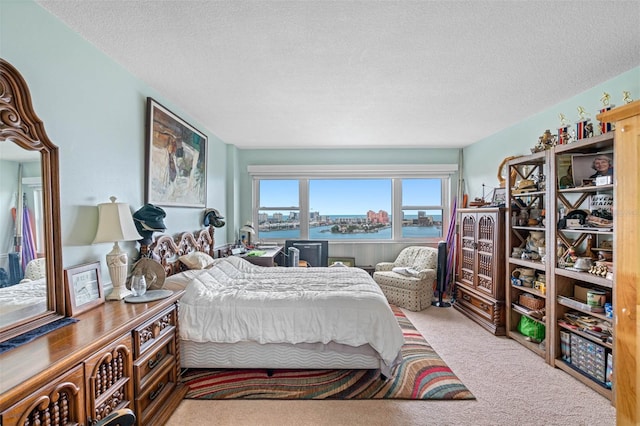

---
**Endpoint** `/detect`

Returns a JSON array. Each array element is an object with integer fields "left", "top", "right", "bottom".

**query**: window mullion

[
  {"left": 392, "top": 179, "right": 402, "bottom": 240},
  {"left": 299, "top": 179, "right": 309, "bottom": 238}
]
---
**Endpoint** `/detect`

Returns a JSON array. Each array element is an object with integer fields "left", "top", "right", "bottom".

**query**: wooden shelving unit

[
  {"left": 549, "top": 133, "right": 615, "bottom": 401},
  {"left": 505, "top": 132, "right": 616, "bottom": 401},
  {"left": 505, "top": 153, "right": 551, "bottom": 362}
]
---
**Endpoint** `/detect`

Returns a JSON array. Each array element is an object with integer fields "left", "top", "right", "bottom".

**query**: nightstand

[{"left": 241, "top": 246, "right": 283, "bottom": 267}]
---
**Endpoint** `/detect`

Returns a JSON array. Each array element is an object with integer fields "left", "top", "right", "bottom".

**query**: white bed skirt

[{"left": 181, "top": 340, "right": 391, "bottom": 375}]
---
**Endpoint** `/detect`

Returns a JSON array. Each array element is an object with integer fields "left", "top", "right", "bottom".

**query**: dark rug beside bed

[{"left": 181, "top": 307, "right": 474, "bottom": 400}]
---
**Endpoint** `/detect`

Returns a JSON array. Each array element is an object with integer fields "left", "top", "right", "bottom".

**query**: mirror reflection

[{"left": 0, "top": 141, "right": 47, "bottom": 328}]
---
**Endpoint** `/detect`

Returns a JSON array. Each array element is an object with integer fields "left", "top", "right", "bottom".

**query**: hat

[
  {"left": 128, "top": 258, "right": 166, "bottom": 290},
  {"left": 133, "top": 204, "right": 167, "bottom": 232},
  {"left": 203, "top": 208, "right": 225, "bottom": 228}
]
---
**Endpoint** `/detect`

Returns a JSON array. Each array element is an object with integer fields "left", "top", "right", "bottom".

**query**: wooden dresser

[
  {"left": 454, "top": 208, "right": 506, "bottom": 335},
  {"left": 0, "top": 291, "right": 186, "bottom": 426}
]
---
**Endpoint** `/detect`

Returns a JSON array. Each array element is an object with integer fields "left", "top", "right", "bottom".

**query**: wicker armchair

[{"left": 373, "top": 246, "right": 438, "bottom": 311}]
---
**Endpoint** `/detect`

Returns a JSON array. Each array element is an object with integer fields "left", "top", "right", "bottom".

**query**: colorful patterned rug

[{"left": 181, "top": 307, "right": 474, "bottom": 400}]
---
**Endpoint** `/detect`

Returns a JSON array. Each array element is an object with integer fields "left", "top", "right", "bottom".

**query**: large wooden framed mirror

[{"left": 0, "top": 58, "right": 65, "bottom": 342}]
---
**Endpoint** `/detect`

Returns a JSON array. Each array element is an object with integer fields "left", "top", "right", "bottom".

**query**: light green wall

[
  {"left": 1, "top": 0, "right": 229, "bottom": 283},
  {"left": 463, "top": 67, "right": 640, "bottom": 201}
]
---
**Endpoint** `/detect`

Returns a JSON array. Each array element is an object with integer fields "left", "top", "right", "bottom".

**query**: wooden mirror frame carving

[{"left": 0, "top": 59, "right": 65, "bottom": 342}]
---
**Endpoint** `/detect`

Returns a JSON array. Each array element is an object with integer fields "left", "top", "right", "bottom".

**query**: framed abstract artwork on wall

[{"left": 145, "top": 98, "right": 207, "bottom": 208}]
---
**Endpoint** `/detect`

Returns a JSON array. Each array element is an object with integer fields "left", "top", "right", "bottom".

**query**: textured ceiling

[{"left": 37, "top": 1, "right": 639, "bottom": 149}]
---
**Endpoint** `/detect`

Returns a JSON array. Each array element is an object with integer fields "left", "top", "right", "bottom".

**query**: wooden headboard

[{"left": 142, "top": 227, "right": 216, "bottom": 277}]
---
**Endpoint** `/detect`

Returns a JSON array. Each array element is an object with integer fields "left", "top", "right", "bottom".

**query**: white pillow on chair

[{"left": 392, "top": 266, "right": 419, "bottom": 276}]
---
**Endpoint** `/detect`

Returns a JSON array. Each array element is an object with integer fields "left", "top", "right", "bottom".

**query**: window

[
  {"left": 250, "top": 165, "right": 456, "bottom": 242},
  {"left": 400, "top": 179, "right": 443, "bottom": 239},
  {"left": 258, "top": 179, "right": 300, "bottom": 239}
]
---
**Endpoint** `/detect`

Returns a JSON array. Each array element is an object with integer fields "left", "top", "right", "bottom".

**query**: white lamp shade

[
  {"left": 93, "top": 196, "right": 142, "bottom": 243},
  {"left": 240, "top": 222, "right": 255, "bottom": 234}
]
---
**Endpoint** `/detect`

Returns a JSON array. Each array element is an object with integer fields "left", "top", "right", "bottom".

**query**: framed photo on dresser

[{"left": 64, "top": 261, "right": 104, "bottom": 316}]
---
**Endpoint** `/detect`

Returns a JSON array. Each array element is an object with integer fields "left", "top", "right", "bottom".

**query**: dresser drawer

[
  {"left": 135, "top": 362, "right": 177, "bottom": 426},
  {"left": 134, "top": 330, "right": 176, "bottom": 393},
  {"left": 456, "top": 286, "right": 496, "bottom": 323},
  {"left": 133, "top": 305, "right": 177, "bottom": 357}
]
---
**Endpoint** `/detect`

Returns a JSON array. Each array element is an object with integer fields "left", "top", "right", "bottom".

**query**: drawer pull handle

[
  {"left": 148, "top": 352, "right": 163, "bottom": 370},
  {"left": 149, "top": 381, "right": 165, "bottom": 401},
  {"left": 462, "top": 294, "right": 471, "bottom": 302},
  {"left": 480, "top": 303, "right": 489, "bottom": 311}
]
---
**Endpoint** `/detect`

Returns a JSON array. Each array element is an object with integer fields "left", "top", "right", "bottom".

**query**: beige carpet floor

[{"left": 166, "top": 305, "right": 616, "bottom": 426}]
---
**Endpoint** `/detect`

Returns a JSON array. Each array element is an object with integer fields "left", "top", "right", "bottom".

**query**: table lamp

[
  {"left": 93, "top": 196, "right": 142, "bottom": 300},
  {"left": 240, "top": 221, "right": 255, "bottom": 247}
]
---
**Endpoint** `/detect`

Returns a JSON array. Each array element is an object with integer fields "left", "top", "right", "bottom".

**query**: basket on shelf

[{"left": 519, "top": 294, "right": 545, "bottom": 310}]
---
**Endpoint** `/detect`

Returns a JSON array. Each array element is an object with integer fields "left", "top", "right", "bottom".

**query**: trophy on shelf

[
  {"left": 622, "top": 90, "right": 633, "bottom": 104},
  {"left": 575, "top": 106, "right": 593, "bottom": 140},
  {"left": 557, "top": 113, "right": 571, "bottom": 144},
  {"left": 598, "top": 92, "right": 614, "bottom": 134}
]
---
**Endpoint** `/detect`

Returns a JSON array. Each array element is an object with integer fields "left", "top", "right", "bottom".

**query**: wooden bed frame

[{"left": 141, "top": 227, "right": 220, "bottom": 277}]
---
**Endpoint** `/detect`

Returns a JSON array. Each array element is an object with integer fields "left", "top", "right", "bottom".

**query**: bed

[
  {"left": 0, "top": 277, "right": 47, "bottom": 328},
  {"left": 145, "top": 230, "right": 404, "bottom": 376}
]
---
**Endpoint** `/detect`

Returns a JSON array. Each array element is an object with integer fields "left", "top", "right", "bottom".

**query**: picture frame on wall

[
  {"left": 328, "top": 257, "right": 356, "bottom": 267},
  {"left": 64, "top": 261, "right": 104, "bottom": 316},
  {"left": 491, "top": 187, "right": 506, "bottom": 206},
  {"left": 145, "top": 97, "right": 208, "bottom": 208}
]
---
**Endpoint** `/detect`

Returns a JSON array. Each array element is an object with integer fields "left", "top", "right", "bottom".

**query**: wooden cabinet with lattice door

[{"left": 454, "top": 208, "right": 506, "bottom": 335}]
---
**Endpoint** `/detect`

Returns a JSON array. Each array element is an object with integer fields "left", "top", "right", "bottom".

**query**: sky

[{"left": 259, "top": 178, "right": 442, "bottom": 215}]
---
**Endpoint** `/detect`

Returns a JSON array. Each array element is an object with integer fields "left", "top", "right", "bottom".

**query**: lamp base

[
  {"left": 104, "top": 242, "right": 132, "bottom": 300},
  {"left": 107, "top": 285, "right": 132, "bottom": 300}
]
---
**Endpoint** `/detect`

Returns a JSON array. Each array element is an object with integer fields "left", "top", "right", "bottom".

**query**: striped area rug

[{"left": 181, "top": 307, "right": 474, "bottom": 400}]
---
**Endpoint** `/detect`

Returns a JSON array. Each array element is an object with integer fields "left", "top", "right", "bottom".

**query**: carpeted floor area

[
  {"left": 167, "top": 305, "right": 616, "bottom": 426},
  {"left": 181, "top": 307, "right": 474, "bottom": 400}
]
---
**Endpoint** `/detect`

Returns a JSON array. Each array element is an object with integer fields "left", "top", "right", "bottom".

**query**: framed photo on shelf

[
  {"left": 491, "top": 187, "right": 506, "bottom": 206},
  {"left": 64, "top": 261, "right": 104, "bottom": 316},
  {"left": 328, "top": 257, "right": 356, "bottom": 267},
  {"left": 145, "top": 97, "right": 208, "bottom": 208},
  {"left": 570, "top": 152, "right": 614, "bottom": 187}
]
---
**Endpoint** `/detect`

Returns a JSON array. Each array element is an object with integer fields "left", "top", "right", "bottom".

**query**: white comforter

[{"left": 177, "top": 256, "right": 404, "bottom": 366}]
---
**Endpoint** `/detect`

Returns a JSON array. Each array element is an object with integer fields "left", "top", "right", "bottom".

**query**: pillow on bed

[
  {"left": 179, "top": 252, "right": 215, "bottom": 270},
  {"left": 392, "top": 266, "right": 420, "bottom": 277}
]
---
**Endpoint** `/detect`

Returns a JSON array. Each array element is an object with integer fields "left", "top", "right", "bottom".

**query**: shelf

[
  {"left": 510, "top": 284, "right": 546, "bottom": 299},
  {"left": 558, "top": 228, "right": 613, "bottom": 235},
  {"left": 508, "top": 257, "right": 546, "bottom": 271},
  {"left": 512, "top": 225, "right": 546, "bottom": 231},
  {"left": 554, "top": 268, "right": 613, "bottom": 289},
  {"left": 554, "top": 360, "right": 612, "bottom": 400},
  {"left": 511, "top": 190, "right": 545, "bottom": 198},
  {"left": 509, "top": 152, "right": 546, "bottom": 165},
  {"left": 511, "top": 303, "right": 545, "bottom": 324},
  {"left": 553, "top": 133, "right": 614, "bottom": 154},
  {"left": 558, "top": 184, "right": 613, "bottom": 194},
  {"left": 507, "top": 331, "right": 546, "bottom": 357},
  {"left": 557, "top": 322, "right": 612, "bottom": 350},
  {"left": 556, "top": 296, "right": 608, "bottom": 320}
]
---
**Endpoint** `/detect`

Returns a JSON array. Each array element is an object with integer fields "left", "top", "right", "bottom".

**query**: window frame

[{"left": 249, "top": 164, "right": 457, "bottom": 243}]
